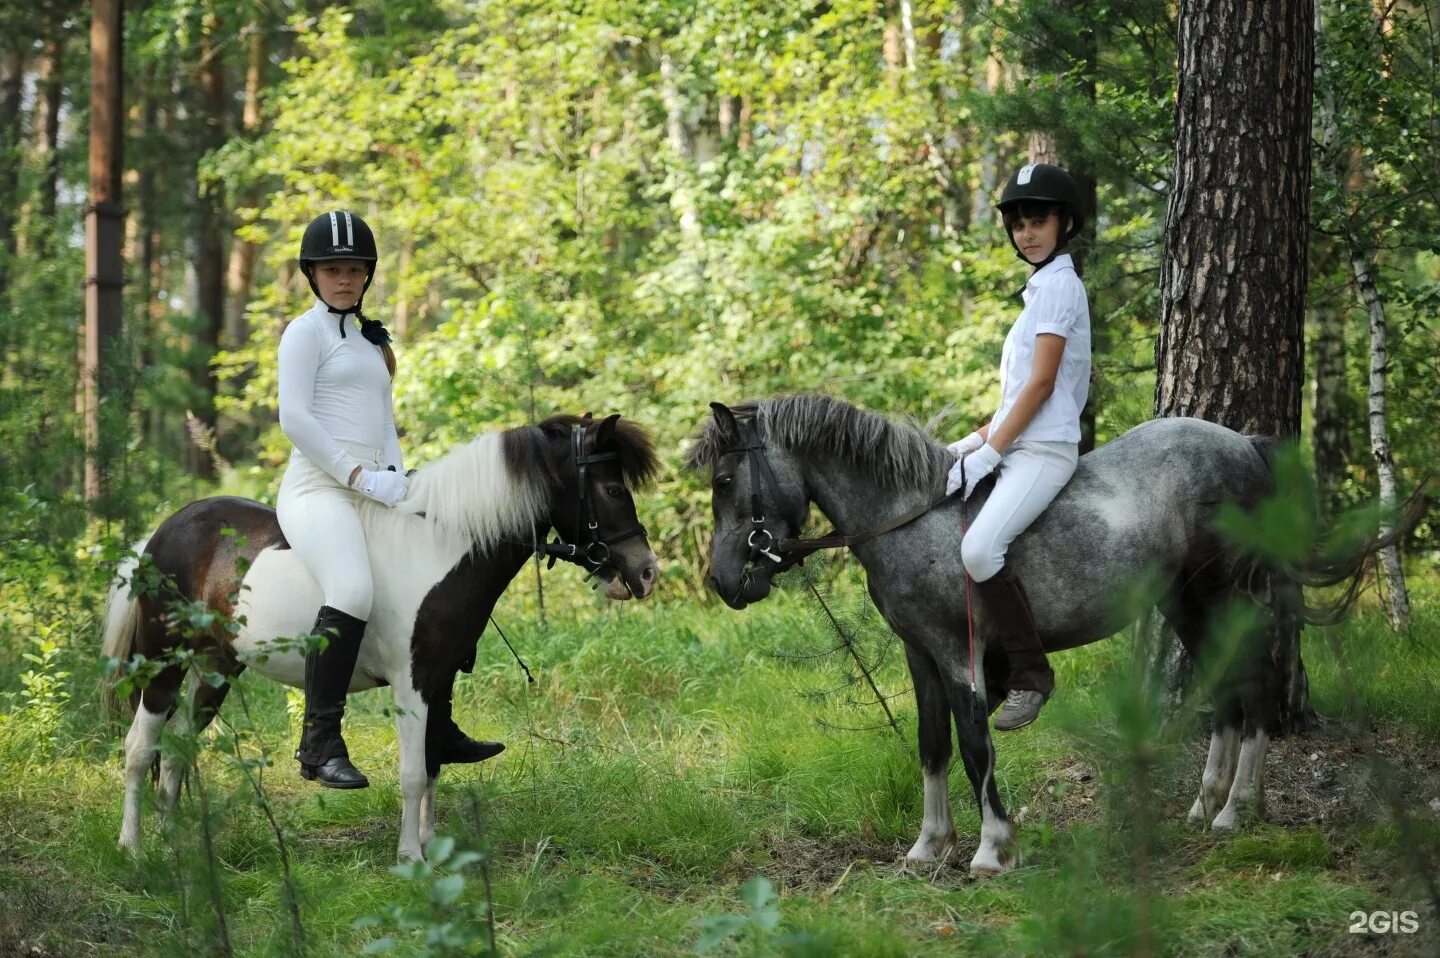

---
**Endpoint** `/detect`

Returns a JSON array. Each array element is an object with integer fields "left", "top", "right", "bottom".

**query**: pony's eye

[
  {"left": 605, "top": 484, "right": 626, "bottom": 499},
  {"left": 714, "top": 474, "right": 734, "bottom": 490}
]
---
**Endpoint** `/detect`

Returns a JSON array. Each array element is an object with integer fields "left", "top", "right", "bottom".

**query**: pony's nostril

[{"left": 641, "top": 565, "right": 656, "bottom": 583}]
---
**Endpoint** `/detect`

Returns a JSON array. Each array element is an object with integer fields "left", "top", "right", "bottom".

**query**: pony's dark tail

[
  {"left": 99, "top": 540, "right": 148, "bottom": 720},
  {"left": 1248, "top": 437, "right": 1430, "bottom": 626}
]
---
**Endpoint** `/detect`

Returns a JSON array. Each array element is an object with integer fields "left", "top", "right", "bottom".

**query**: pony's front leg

[
  {"left": 1188, "top": 721, "right": 1239, "bottom": 825},
  {"left": 945, "top": 669, "right": 1017, "bottom": 877},
  {"left": 391, "top": 683, "right": 430, "bottom": 864},
  {"left": 1212, "top": 728, "right": 1268, "bottom": 831},
  {"left": 903, "top": 646, "right": 956, "bottom": 863},
  {"left": 419, "top": 772, "right": 439, "bottom": 848}
]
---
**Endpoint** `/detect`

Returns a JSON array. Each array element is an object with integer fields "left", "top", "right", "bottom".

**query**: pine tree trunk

[
  {"left": 33, "top": 29, "right": 66, "bottom": 230},
  {"left": 1154, "top": 0, "right": 1316, "bottom": 733},
  {"left": 85, "top": 0, "right": 127, "bottom": 506},
  {"left": 222, "top": 27, "right": 265, "bottom": 350},
  {"left": 0, "top": 44, "right": 25, "bottom": 291},
  {"left": 189, "top": 9, "right": 227, "bottom": 478}
]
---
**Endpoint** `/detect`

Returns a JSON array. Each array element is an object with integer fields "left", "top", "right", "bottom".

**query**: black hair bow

[{"left": 359, "top": 316, "right": 392, "bottom": 346}]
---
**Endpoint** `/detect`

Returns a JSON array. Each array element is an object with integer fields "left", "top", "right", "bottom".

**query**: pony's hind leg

[
  {"left": 118, "top": 665, "right": 185, "bottom": 853},
  {"left": 903, "top": 646, "right": 956, "bottom": 864},
  {"left": 157, "top": 669, "right": 238, "bottom": 817}
]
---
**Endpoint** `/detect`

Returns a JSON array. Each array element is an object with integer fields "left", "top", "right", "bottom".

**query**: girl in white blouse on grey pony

[
  {"left": 946, "top": 164, "right": 1091, "bottom": 733},
  {"left": 278, "top": 210, "right": 501, "bottom": 788}
]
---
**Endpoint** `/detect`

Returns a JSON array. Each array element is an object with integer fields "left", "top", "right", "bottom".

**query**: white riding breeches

[
  {"left": 960, "top": 440, "right": 1078, "bottom": 583},
  {"left": 275, "top": 442, "right": 385, "bottom": 620}
]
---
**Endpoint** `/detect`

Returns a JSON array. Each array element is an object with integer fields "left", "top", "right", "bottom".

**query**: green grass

[{"left": 2, "top": 571, "right": 1439, "bottom": 956}]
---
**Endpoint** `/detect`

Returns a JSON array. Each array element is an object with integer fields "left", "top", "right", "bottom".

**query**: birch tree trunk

[
  {"left": 1313, "top": 0, "right": 1411, "bottom": 629},
  {"left": 1155, "top": 0, "right": 1315, "bottom": 732},
  {"left": 659, "top": 50, "right": 701, "bottom": 245},
  {"left": 1348, "top": 242, "right": 1411, "bottom": 628}
]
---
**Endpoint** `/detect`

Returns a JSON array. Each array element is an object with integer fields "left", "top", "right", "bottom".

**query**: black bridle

[
  {"left": 537, "top": 425, "right": 648, "bottom": 576},
  {"left": 723, "top": 416, "right": 954, "bottom": 574}
]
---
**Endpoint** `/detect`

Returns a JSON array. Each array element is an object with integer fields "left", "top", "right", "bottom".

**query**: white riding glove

[
  {"left": 946, "top": 432, "right": 986, "bottom": 458},
  {"left": 356, "top": 467, "right": 408, "bottom": 508},
  {"left": 945, "top": 443, "right": 1002, "bottom": 499}
]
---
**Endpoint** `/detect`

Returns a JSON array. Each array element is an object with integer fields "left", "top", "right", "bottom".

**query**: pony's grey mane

[
  {"left": 397, "top": 428, "right": 554, "bottom": 552},
  {"left": 688, "top": 395, "right": 951, "bottom": 492}
]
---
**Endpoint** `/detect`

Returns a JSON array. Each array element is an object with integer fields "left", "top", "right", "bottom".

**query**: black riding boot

[
  {"left": 972, "top": 564, "right": 1055, "bottom": 731},
  {"left": 296, "top": 605, "right": 370, "bottom": 788},
  {"left": 425, "top": 672, "right": 505, "bottom": 773}
]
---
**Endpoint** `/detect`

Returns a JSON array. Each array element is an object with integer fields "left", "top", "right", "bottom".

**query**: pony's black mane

[
  {"left": 687, "top": 395, "right": 949, "bottom": 492},
  {"left": 503, "top": 414, "right": 660, "bottom": 490}
]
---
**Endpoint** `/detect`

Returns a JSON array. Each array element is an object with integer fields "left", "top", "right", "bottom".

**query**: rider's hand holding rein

[{"left": 352, "top": 466, "right": 408, "bottom": 508}]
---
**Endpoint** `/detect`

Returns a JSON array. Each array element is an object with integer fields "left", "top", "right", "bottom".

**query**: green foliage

[
  {"left": 692, "top": 875, "right": 824, "bottom": 956},
  {"left": 355, "top": 833, "right": 499, "bottom": 957}
]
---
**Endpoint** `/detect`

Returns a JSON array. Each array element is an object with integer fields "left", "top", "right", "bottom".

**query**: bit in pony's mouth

[{"left": 726, "top": 564, "right": 775, "bottom": 608}]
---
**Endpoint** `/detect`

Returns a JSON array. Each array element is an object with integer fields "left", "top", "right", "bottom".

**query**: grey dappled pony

[{"left": 690, "top": 395, "right": 1390, "bottom": 876}]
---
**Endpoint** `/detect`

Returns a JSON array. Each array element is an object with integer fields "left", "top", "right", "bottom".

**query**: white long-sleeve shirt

[
  {"left": 989, "top": 253, "right": 1091, "bottom": 444},
  {"left": 278, "top": 300, "right": 402, "bottom": 485}
]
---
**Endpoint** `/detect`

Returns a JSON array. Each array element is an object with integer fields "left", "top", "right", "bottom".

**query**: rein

[{"left": 724, "top": 416, "right": 981, "bottom": 706}]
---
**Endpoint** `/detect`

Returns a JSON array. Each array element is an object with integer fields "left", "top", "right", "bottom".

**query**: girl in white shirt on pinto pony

[
  {"left": 276, "top": 210, "right": 502, "bottom": 788},
  {"left": 946, "top": 164, "right": 1092, "bottom": 732}
]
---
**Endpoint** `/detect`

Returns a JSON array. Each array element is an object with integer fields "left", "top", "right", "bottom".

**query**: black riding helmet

[
  {"left": 297, "top": 210, "right": 390, "bottom": 345},
  {"left": 299, "top": 210, "right": 378, "bottom": 305},
  {"left": 997, "top": 163, "right": 1083, "bottom": 267}
]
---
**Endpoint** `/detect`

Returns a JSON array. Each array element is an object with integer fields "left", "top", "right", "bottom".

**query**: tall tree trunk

[
  {"left": 85, "top": 0, "right": 126, "bottom": 505},
  {"left": 223, "top": 26, "right": 265, "bottom": 351},
  {"left": 33, "top": 30, "right": 66, "bottom": 231},
  {"left": 1310, "top": 300, "right": 1351, "bottom": 516},
  {"left": 1348, "top": 241, "right": 1410, "bottom": 628},
  {"left": 1155, "top": 0, "right": 1315, "bottom": 732},
  {"left": 0, "top": 44, "right": 25, "bottom": 291},
  {"left": 189, "top": 8, "right": 227, "bottom": 478},
  {"left": 659, "top": 49, "right": 701, "bottom": 245}
]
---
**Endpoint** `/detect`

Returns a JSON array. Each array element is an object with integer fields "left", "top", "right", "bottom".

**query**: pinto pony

[
  {"left": 103, "top": 414, "right": 658, "bottom": 863},
  {"left": 690, "top": 395, "right": 1408, "bottom": 876}
]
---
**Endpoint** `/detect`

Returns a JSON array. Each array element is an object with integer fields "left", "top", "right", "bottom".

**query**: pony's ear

[
  {"left": 709, "top": 402, "right": 740, "bottom": 443},
  {"left": 595, "top": 413, "right": 621, "bottom": 448}
]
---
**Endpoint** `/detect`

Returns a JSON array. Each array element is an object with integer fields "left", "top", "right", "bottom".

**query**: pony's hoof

[
  {"left": 1211, "top": 807, "right": 1241, "bottom": 830},
  {"left": 905, "top": 833, "right": 956, "bottom": 864},
  {"left": 1186, "top": 798, "right": 1207, "bottom": 825},
  {"left": 968, "top": 847, "right": 1018, "bottom": 877}
]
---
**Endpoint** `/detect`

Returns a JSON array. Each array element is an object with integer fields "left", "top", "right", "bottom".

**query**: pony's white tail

[{"left": 99, "top": 540, "right": 148, "bottom": 720}]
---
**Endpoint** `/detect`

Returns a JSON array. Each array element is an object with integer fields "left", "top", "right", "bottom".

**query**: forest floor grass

[{"left": 2, "top": 569, "right": 1438, "bottom": 956}]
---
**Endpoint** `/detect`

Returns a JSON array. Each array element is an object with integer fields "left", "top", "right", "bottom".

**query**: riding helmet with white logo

[
  {"left": 298, "top": 210, "right": 378, "bottom": 301},
  {"left": 997, "top": 163, "right": 1084, "bottom": 264}
]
